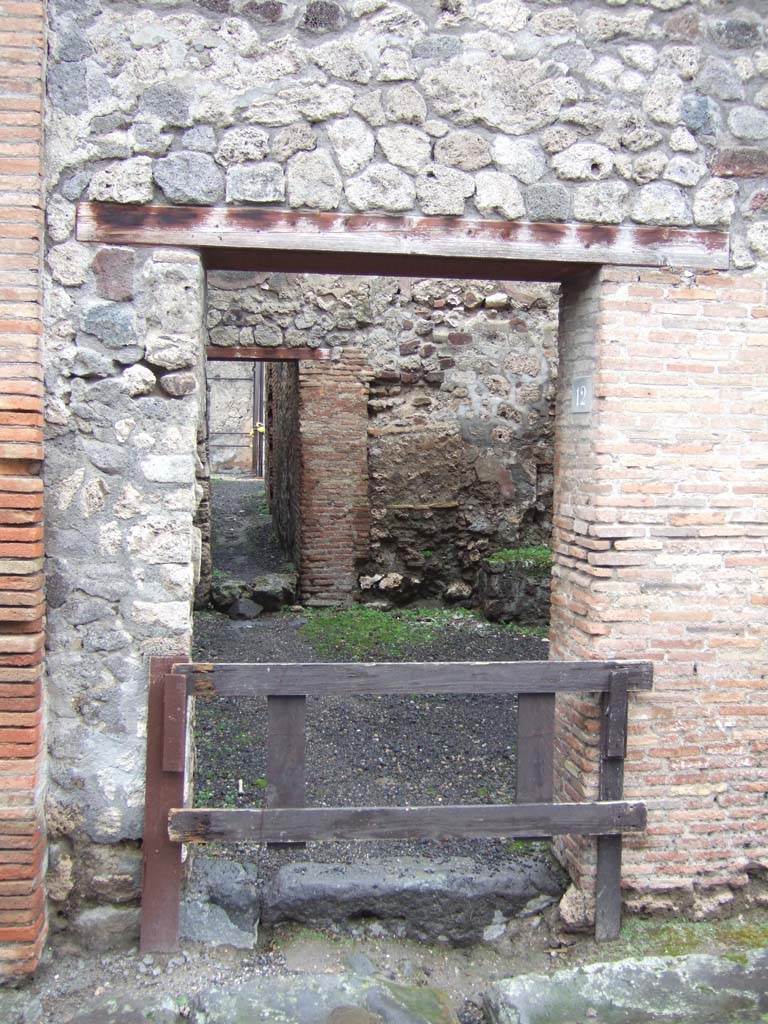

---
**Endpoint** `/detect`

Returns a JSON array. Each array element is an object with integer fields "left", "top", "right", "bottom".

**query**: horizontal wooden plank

[
  {"left": 206, "top": 346, "right": 331, "bottom": 362},
  {"left": 77, "top": 205, "right": 729, "bottom": 272},
  {"left": 169, "top": 800, "right": 647, "bottom": 844},
  {"left": 173, "top": 660, "right": 652, "bottom": 697}
]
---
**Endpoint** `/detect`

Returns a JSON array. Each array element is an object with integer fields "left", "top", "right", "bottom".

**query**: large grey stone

[
  {"left": 71, "top": 905, "right": 140, "bottom": 951},
  {"left": 552, "top": 142, "right": 613, "bottom": 181},
  {"left": 378, "top": 125, "right": 431, "bottom": 174},
  {"left": 664, "top": 156, "right": 706, "bottom": 187},
  {"left": 261, "top": 856, "right": 565, "bottom": 944},
  {"left": 728, "top": 106, "right": 768, "bottom": 142},
  {"left": 524, "top": 183, "right": 570, "bottom": 222},
  {"left": 83, "top": 303, "right": 138, "bottom": 347},
  {"left": 48, "top": 239, "right": 93, "bottom": 286},
  {"left": 251, "top": 571, "right": 297, "bottom": 610},
  {"left": 416, "top": 165, "right": 475, "bottom": 215},
  {"left": 88, "top": 157, "right": 154, "bottom": 204},
  {"left": 180, "top": 899, "right": 257, "bottom": 949},
  {"left": 383, "top": 84, "right": 427, "bottom": 125},
  {"left": 631, "top": 182, "right": 692, "bottom": 226},
  {"left": 153, "top": 152, "right": 225, "bottom": 204},
  {"left": 226, "top": 162, "right": 285, "bottom": 203},
  {"left": 271, "top": 122, "right": 317, "bottom": 162},
  {"left": 485, "top": 949, "right": 768, "bottom": 1024},
  {"left": 697, "top": 58, "right": 745, "bottom": 102},
  {"left": 140, "top": 82, "right": 192, "bottom": 128},
  {"left": 328, "top": 117, "right": 374, "bottom": 175},
  {"left": 195, "top": 974, "right": 458, "bottom": 1024},
  {"left": 573, "top": 181, "right": 629, "bottom": 224},
  {"left": 474, "top": 171, "right": 524, "bottom": 220},
  {"left": 346, "top": 163, "right": 416, "bottom": 212},
  {"left": 48, "top": 62, "right": 88, "bottom": 114},
  {"left": 312, "top": 39, "right": 372, "bottom": 84},
  {"left": 681, "top": 95, "right": 719, "bottom": 135},
  {"left": 287, "top": 150, "right": 342, "bottom": 209},
  {"left": 216, "top": 126, "right": 270, "bottom": 165},
  {"left": 493, "top": 138, "right": 546, "bottom": 185},
  {"left": 186, "top": 852, "right": 261, "bottom": 927},
  {"left": 181, "top": 125, "right": 217, "bottom": 153},
  {"left": 422, "top": 54, "right": 565, "bottom": 135},
  {"left": 434, "top": 130, "right": 491, "bottom": 172}
]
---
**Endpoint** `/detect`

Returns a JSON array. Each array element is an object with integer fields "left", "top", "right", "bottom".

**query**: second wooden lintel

[{"left": 206, "top": 346, "right": 331, "bottom": 362}]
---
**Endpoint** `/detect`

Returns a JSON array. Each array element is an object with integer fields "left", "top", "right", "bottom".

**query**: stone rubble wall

[
  {"left": 42, "top": 246, "right": 208, "bottom": 939},
  {"left": 34, "top": 0, "right": 768, "bottom": 958},
  {"left": 45, "top": 0, "right": 768, "bottom": 268},
  {"left": 208, "top": 272, "right": 557, "bottom": 601}
]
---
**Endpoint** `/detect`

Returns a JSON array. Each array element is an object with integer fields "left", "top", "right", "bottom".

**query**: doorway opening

[{"left": 188, "top": 269, "right": 565, "bottom": 946}]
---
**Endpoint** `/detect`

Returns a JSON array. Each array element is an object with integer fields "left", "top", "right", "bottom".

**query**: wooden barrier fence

[{"left": 141, "top": 657, "right": 652, "bottom": 952}]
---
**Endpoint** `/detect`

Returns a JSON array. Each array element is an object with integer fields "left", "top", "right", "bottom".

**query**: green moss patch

[
  {"left": 486, "top": 545, "right": 552, "bottom": 577},
  {"left": 301, "top": 605, "right": 477, "bottom": 659}
]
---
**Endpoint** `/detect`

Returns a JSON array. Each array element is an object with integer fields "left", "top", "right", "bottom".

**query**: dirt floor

[{"left": 195, "top": 477, "right": 551, "bottom": 879}]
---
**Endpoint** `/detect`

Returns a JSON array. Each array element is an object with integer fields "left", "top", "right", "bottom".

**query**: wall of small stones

[
  {"left": 207, "top": 272, "right": 557, "bottom": 601},
  {"left": 42, "top": 244, "right": 208, "bottom": 936},
  {"left": 46, "top": 0, "right": 768, "bottom": 267}
]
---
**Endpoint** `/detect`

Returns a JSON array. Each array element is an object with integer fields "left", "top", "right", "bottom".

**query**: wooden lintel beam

[
  {"left": 76, "top": 204, "right": 729, "bottom": 273},
  {"left": 169, "top": 800, "right": 647, "bottom": 844},
  {"left": 173, "top": 659, "right": 653, "bottom": 698},
  {"left": 206, "top": 345, "right": 331, "bottom": 362}
]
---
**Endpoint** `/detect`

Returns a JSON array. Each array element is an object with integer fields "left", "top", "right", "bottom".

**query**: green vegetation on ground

[
  {"left": 301, "top": 605, "right": 478, "bottom": 658},
  {"left": 600, "top": 912, "right": 768, "bottom": 962},
  {"left": 486, "top": 544, "right": 553, "bottom": 577}
]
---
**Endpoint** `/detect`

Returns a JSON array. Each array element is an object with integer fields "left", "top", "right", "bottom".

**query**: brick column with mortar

[
  {"left": 552, "top": 266, "right": 768, "bottom": 923},
  {"left": 298, "top": 349, "right": 371, "bottom": 606},
  {"left": 0, "top": 0, "right": 47, "bottom": 978}
]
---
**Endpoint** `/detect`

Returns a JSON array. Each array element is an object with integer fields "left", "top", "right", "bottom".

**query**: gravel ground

[
  {"left": 195, "top": 479, "right": 550, "bottom": 881},
  {"left": 211, "top": 475, "right": 292, "bottom": 579}
]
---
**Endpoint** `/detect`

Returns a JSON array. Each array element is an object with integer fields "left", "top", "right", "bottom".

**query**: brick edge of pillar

[{"left": 0, "top": 0, "right": 47, "bottom": 979}]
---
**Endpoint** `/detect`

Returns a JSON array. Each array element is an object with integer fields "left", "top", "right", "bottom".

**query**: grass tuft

[
  {"left": 301, "top": 605, "right": 477, "bottom": 659},
  {"left": 486, "top": 544, "right": 552, "bottom": 576}
]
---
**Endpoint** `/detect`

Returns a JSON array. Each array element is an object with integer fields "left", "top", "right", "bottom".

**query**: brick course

[
  {"left": 0, "top": 0, "right": 46, "bottom": 976},
  {"left": 552, "top": 267, "right": 768, "bottom": 916}
]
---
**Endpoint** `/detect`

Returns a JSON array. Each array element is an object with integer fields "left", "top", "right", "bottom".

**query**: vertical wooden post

[
  {"left": 140, "top": 656, "right": 188, "bottom": 953},
  {"left": 516, "top": 694, "right": 555, "bottom": 802},
  {"left": 266, "top": 695, "right": 306, "bottom": 848},
  {"left": 595, "top": 670, "right": 629, "bottom": 941}
]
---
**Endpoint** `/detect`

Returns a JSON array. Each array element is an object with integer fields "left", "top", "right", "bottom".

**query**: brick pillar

[
  {"left": 552, "top": 266, "right": 768, "bottom": 919},
  {"left": 298, "top": 350, "right": 370, "bottom": 606},
  {"left": 0, "top": 0, "right": 47, "bottom": 977}
]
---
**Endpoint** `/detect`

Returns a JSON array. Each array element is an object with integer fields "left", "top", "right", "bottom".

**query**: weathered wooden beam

[
  {"left": 140, "top": 656, "right": 188, "bottom": 954},
  {"left": 172, "top": 660, "right": 653, "bottom": 698},
  {"left": 169, "top": 800, "right": 647, "bottom": 844},
  {"left": 206, "top": 345, "right": 331, "bottom": 362},
  {"left": 595, "top": 671, "right": 630, "bottom": 942},
  {"left": 266, "top": 695, "right": 306, "bottom": 849},
  {"left": 516, "top": 694, "right": 555, "bottom": 803},
  {"left": 76, "top": 204, "right": 729, "bottom": 272}
]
